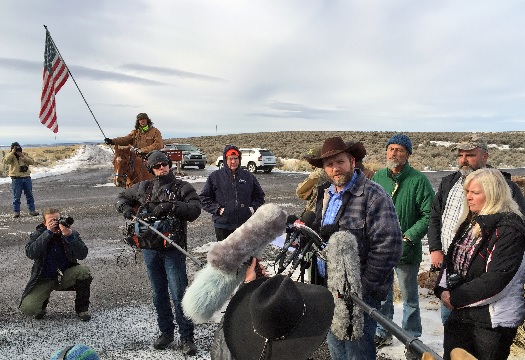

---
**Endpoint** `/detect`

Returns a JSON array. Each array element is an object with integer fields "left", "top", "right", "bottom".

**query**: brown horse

[{"left": 113, "top": 146, "right": 153, "bottom": 188}]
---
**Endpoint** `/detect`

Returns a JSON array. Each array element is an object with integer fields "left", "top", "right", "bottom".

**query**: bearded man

[
  {"left": 371, "top": 134, "right": 435, "bottom": 347},
  {"left": 427, "top": 132, "right": 525, "bottom": 324},
  {"left": 306, "top": 136, "right": 402, "bottom": 360}
]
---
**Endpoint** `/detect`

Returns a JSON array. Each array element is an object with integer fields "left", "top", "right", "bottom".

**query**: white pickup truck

[{"left": 216, "top": 148, "right": 276, "bottom": 173}]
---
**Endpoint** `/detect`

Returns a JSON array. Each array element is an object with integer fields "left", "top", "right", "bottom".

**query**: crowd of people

[{"left": 8, "top": 119, "right": 525, "bottom": 360}]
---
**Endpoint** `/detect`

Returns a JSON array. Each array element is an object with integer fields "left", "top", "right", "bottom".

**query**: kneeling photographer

[
  {"left": 115, "top": 150, "right": 201, "bottom": 356},
  {"left": 19, "top": 208, "right": 92, "bottom": 321},
  {"left": 2, "top": 141, "right": 39, "bottom": 218}
]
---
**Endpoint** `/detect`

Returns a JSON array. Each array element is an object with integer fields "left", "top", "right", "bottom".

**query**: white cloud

[{"left": 2, "top": 1, "right": 525, "bottom": 145}]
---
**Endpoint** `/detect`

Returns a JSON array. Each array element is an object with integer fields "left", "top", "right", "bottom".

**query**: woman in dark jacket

[{"left": 435, "top": 168, "right": 525, "bottom": 360}]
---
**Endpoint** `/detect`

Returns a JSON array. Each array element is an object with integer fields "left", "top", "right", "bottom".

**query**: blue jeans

[
  {"left": 327, "top": 295, "right": 380, "bottom": 360},
  {"left": 11, "top": 176, "right": 36, "bottom": 212},
  {"left": 441, "top": 303, "right": 452, "bottom": 325},
  {"left": 142, "top": 248, "right": 194, "bottom": 342},
  {"left": 376, "top": 264, "right": 422, "bottom": 338}
]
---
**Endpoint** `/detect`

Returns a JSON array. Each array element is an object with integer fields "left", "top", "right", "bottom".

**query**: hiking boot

[
  {"left": 77, "top": 311, "right": 91, "bottom": 322},
  {"left": 29, "top": 210, "right": 39, "bottom": 216},
  {"left": 153, "top": 333, "right": 174, "bottom": 350},
  {"left": 181, "top": 340, "right": 197, "bottom": 356},
  {"left": 34, "top": 310, "right": 46, "bottom": 320},
  {"left": 374, "top": 335, "right": 393, "bottom": 348},
  {"left": 13, "top": 212, "right": 20, "bottom": 218}
]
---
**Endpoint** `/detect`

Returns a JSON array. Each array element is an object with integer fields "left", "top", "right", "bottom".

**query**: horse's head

[{"left": 113, "top": 146, "right": 131, "bottom": 188}]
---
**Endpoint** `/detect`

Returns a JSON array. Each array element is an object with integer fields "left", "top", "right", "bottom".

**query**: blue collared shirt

[{"left": 318, "top": 171, "right": 358, "bottom": 277}]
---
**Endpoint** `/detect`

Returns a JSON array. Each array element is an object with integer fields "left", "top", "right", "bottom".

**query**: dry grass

[
  {"left": 165, "top": 131, "right": 525, "bottom": 171},
  {"left": 1, "top": 145, "right": 78, "bottom": 177}
]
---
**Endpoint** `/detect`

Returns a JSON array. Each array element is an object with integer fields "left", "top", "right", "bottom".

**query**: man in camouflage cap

[{"left": 427, "top": 132, "right": 525, "bottom": 324}]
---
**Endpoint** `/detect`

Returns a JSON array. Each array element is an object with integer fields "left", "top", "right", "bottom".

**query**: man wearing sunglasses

[{"left": 115, "top": 151, "right": 201, "bottom": 356}]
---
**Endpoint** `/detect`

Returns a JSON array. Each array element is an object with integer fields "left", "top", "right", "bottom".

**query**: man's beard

[
  {"left": 330, "top": 170, "right": 353, "bottom": 188},
  {"left": 386, "top": 158, "right": 405, "bottom": 170},
  {"left": 459, "top": 164, "right": 477, "bottom": 176}
]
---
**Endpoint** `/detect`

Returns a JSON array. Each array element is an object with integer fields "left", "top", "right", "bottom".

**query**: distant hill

[{"left": 165, "top": 131, "right": 525, "bottom": 171}]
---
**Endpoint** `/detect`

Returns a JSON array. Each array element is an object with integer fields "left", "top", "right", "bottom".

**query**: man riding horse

[{"left": 105, "top": 113, "right": 164, "bottom": 187}]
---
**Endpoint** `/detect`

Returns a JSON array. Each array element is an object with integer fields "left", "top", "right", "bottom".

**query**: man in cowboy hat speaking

[{"left": 306, "top": 136, "right": 402, "bottom": 360}]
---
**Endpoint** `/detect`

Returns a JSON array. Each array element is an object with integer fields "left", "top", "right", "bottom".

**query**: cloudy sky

[{"left": 2, "top": 1, "right": 525, "bottom": 145}]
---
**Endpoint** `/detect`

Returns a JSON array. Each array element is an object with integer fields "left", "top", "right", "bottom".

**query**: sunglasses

[{"left": 152, "top": 162, "right": 169, "bottom": 169}]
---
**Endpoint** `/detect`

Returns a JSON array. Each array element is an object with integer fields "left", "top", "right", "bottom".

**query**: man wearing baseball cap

[
  {"left": 200, "top": 145, "right": 265, "bottom": 241},
  {"left": 428, "top": 133, "right": 525, "bottom": 324}
]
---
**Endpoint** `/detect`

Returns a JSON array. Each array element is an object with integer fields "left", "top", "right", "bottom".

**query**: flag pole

[{"left": 43, "top": 25, "right": 109, "bottom": 141}]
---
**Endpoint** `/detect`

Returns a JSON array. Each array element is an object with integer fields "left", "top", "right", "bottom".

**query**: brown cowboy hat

[
  {"left": 306, "top": 136, "right": 364, "bottom": 168},
  {"left": 223, "top": 275, "right": 334, "bottom": 360},
  {"left": 345, "top": 141, "right": 366, "bottom": 163}
]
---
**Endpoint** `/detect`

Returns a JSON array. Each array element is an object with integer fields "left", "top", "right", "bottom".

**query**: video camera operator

[
  {"left": 19, "top": 208, "right": 92, "bottom": 321},
  {"left": 115, "top": 150, "right": 201, "bottom": 356},
  {"left": 2, "top": 141, "right": 39, "bottom": 218}
]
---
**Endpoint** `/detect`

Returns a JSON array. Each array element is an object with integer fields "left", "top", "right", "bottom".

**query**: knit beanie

[
  {"left": 385, "top": 134, "right": 412, "bottom": 154},
  {"left": 147, "top": 151, "right": 170, "bottom": 169},
  {"left": 50, "top": 344, "right": 100, "bottom": 360}
]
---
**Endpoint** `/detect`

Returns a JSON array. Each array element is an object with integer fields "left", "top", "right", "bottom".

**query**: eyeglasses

[{"left": 152, "top": 162, "right": 169, "bottom": 169}]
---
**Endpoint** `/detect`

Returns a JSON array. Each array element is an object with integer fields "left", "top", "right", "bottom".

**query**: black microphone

[{"left": 300, "top": 211, "right": 316, "bottom": 227}]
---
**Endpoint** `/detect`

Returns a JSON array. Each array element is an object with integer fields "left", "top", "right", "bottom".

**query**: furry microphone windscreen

[
  {"left": 182, "top": 203, "right": 287, "bottom": 323},
  {"left": 207, "top": 203, "right": 287, "bottom": 274},
  {"left": 326, "top": 231, "right": 364, "bottom": 341},
  {"left": 182, "top": 264, "right": 246, "bottom": 323}
]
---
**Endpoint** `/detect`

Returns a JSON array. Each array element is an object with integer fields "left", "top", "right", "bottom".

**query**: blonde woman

[{"left": 435, "top": 168, "right": 525, "bottom": 360}]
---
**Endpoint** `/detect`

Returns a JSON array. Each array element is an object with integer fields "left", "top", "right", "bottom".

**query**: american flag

[{"left": 39, "top": 30, "right": 69, "bottom": 133}]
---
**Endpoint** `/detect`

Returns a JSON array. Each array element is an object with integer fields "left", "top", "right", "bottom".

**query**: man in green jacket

[{"left": 372, "top": 134, "right": 435, "bottom": 347}]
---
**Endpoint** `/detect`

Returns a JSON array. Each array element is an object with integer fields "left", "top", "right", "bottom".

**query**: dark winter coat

[
  {"left": 435, "top": 212, "right": 525, "bottom": 328},
  {"left": 372, "top": 163, "right": 435, "bottom": 265},
  {"left": 20, "top": 224, "right": 88, "bottom": 302},
  {"left": 313, "top": 169, "right": 403, "bottom": 301},
  {"left": 428, "top": 169, "right": 525, "bottom": 253},
  {"left": 115, "top": 171, "right": 201, "bottom": 247},
  {"left": 199, "top": 146, "right": 265, "bottom": 230}
]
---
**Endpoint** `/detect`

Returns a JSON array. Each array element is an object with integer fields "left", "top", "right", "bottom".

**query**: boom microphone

[
  {"left": 182, "top": 203, "right": 287, "bottom": 323},
  {"left": 207, "top": 203, "right": 287, "bottom": 273},
  {"left": 326, "top": 230, "right": 364, "bottom": 341}
]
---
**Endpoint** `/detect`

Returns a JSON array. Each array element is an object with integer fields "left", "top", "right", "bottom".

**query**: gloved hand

[
  {"left": 104, "top": 138, "right": 113, "bottom": 145},
  {"left": 320, "top": 223, "right": 339, "bottom": 242},
  {"left": 130, "top": 147, "right": 142, "bottom": 155},
  {"left": 122, "top": 206, "right": 136, "bottom": 220},
  {"left": 153, "top": 202, "right": 176, "bottom": 218}
]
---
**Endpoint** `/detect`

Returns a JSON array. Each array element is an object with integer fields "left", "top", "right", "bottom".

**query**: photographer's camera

[
  {"left": 19, "top": 165, "right": 28, "bottom": 172},
  {"left": 58, "top": 216, "right": 74, "bottom": 227}
]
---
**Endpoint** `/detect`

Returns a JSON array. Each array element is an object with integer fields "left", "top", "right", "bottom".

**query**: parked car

[
  {"left": 216, "top": 148, "right": 276, "bottom": 173},
  {"left": 163, "top": 143, "right": 207, "bottom": 169}
]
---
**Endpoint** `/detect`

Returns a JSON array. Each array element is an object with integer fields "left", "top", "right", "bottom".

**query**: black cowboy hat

[
  {"left": 306, "top": 136, "right": 365, "bottom": 168},
  {"left": 223, "top": 275, "right": 334, "bottom": 360}
]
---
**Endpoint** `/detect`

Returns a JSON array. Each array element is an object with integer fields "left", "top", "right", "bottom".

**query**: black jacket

[
  {"left": 428, "top": 170, "right": 525, "bottom": 253},
  {"left": 435, "top": 212, "right": 525, "bottom": 328},
  {"left": 20, "top": 224, "right": 88, "bottom": 303},
  {"left": 200, "top": 146, "right": 265, "bottom": 230},
  {"left": 116, "top": 171, "right": 201, "bottom": 246}
]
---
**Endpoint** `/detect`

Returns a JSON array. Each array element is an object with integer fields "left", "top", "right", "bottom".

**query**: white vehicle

[
  {"left": 163, "top": 143, "right": 207, "bottom": 169},
  {"left": 216, "top": 148, "right": 276, "bottom": 173}
]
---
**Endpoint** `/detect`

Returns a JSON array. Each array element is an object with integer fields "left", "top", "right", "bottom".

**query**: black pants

[
  {"left": 444, "top": 318, "right": 517, "bottom": 360},
  {"left": 214, "top": 227, "right": 235, "bottom": 242}
]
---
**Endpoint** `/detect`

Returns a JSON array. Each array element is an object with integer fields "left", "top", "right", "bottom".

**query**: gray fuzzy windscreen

[{"left": 327, "top": 231, "right": 364, "bottom": 341}]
